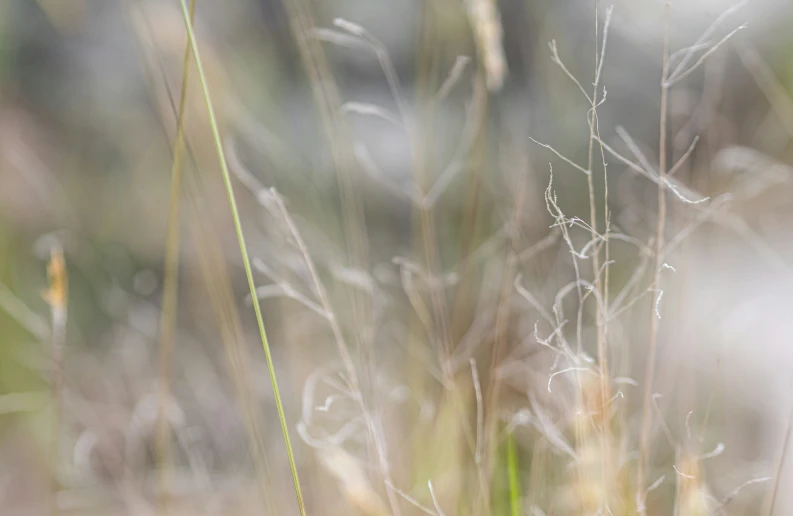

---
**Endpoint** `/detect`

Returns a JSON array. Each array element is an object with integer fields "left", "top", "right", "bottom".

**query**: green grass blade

[
  {"left": 506, "top": 432, "right": 521, "bottom": 516},
  {"left": 175, "top": 1, "right": 306, "bottom": 514}
]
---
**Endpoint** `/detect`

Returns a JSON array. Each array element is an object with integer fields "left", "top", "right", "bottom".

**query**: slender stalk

[
  {"left": 154, "top": 2, "right": 194, "bottom": 512},
  {"left": 506, "top": 432, "right": 522, "bottom": 516},
  {"left": 584, "top": 3, "right": 613, "bottom": 512},
  {"left": 44, "top": 245, "right": 68, "bottom": 516},
  {"left": 638, "top": 0, "right": 672, "bottom": 502},
  {"left": 585, "top": 1, "right": 609, "bottom": 415},
  {"left": 175, "top": 2, "right": 306, "bottom": 513},
  {"left": 586, "top": 7, "right": 604, "bottom": 375}
]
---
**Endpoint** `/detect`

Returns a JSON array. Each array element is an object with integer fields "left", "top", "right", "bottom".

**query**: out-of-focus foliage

[{"left": 2, "top": 0, "right": 793, "bottom": 514}]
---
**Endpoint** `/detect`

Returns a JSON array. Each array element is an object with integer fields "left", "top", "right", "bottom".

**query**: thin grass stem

[
  {"left": 638, "top": 0, "right": 672, "bottom": 503},
  {"left": 176, "top": 1, "right": 306, "bottom": 513},
  {"left": 154, "top": 2, "right": 194, "bottom": 513}
]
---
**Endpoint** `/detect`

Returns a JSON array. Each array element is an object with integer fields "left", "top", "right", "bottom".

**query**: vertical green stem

[
  {"left": 506, "top": 433, "right": 521, "bottom": 516},
  {"left": 175, "top": 1, "right": 306, "bottom": 513}
]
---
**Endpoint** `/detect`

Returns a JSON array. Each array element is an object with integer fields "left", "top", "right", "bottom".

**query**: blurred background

[{"left": 2, "top": 0, "right": 793, "bottom": 514}]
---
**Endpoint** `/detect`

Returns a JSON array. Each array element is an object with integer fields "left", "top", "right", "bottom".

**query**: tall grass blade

[
  {"left": 176, "top": 1, "right": 306, "bottom": 513},
  {"left": 506, "top": 432, "right": 522, "bottom": 516}
]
